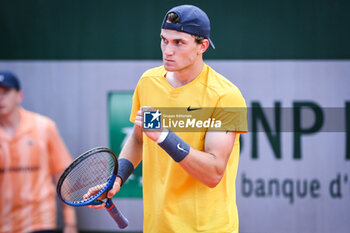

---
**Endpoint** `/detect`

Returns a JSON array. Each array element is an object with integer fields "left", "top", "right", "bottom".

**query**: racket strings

[{"left": 60, "top": 151, "right": 115, "bottom": 203}]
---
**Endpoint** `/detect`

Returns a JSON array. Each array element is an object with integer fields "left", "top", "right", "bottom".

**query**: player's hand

[
  {"left": 84, "top": 177, "right": 122, "bottom": 209},
  {"left": 134, "top": 107, "right": 162, "bottom": 142},
  {"left": 107, "top": 177, "right": 122, "bottom": 198}
]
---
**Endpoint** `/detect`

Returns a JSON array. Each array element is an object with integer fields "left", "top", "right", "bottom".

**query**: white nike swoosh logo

[{"left": 177, "top": 143, "right": 188, "bottom": 153}]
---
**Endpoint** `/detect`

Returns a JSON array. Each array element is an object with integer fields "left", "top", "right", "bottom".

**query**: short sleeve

[
  {"left": 213, "top": 87, "right": 248, "bottom": 133},
  {"left": 47, "top": 120, "right": 73, "bottom": 175}
]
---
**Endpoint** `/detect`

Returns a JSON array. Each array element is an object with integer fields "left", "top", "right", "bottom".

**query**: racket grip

[{"left": 105, "top": 199, "right": 129, "bottom": 229}]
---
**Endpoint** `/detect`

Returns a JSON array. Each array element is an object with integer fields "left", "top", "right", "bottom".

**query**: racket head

[{"left": 57, "top": 147, "right": 118, "bottom": 206}]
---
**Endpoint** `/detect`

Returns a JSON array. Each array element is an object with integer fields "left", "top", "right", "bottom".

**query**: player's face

[
  {"left": 160, "top": 29, "right": 203, "bottom": 72},
  {"left": 0, "top": 86, "right": 22, "bottom": 118}
]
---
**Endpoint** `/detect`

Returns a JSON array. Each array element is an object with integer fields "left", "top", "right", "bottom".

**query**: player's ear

[{"left": 198, "top": 39, "right": 209, "bottom": 54}]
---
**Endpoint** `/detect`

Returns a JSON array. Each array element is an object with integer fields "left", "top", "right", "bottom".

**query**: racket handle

[{"left": 105, "top": 199, "right": 129, "bottom": 229}]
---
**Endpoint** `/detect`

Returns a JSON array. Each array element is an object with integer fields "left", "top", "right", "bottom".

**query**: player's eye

[{"left": 161, "top": 37, "right": 168, "bottom": 44}]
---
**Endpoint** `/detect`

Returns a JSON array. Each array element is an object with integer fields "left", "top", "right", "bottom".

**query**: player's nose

[{"left": 163, "top": 44, "right": 175, "bottom": 56}]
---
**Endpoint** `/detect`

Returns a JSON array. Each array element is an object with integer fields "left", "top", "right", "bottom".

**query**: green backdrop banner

[
  {"left": 1, "top": 0, "right": 349, "bottom": 59},
  {"left": 108, "top": 92, "right": 142, "bottom": 198}
]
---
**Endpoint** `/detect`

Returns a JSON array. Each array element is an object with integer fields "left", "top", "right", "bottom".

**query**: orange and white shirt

[{"left": 0, "top": 108, "right": 73, "bottom": 233}]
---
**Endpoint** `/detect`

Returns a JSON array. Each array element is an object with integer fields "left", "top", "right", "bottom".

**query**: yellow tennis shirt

[{"left": 130, "top": 64, "right": 247, "bottom": 233}]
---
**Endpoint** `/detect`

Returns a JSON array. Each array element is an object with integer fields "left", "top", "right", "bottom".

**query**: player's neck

[
  {"left": 167, "top": 59, "right": 204, "bottom": 88},
  {"left": 0, "top": 108, "right": 21, "bottom": 138}
]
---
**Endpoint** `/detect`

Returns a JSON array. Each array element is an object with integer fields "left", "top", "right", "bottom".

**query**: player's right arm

[
  {"left": 108, "top": 124, "right": 143, "bottom": 197},
  {"left": 88, "top": 80, "right": 143, "bottom": 209},
  {"left": 86, "top": 124, "right": 143, "bottom": 209}
]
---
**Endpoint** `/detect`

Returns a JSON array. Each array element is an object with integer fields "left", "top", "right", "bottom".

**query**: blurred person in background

[{"left": 0, "top": 71, "right": 78, "bottom": 233}]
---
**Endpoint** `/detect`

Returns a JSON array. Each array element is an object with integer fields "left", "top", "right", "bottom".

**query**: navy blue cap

[
  {"left": 0, "top": 71, "right": 21, "bottom": 90},
  {"left": 161, "top": 5, "right": 215, "bottom": 49}
]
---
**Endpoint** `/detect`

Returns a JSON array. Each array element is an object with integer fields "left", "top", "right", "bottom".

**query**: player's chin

[{"left": 163, "top": 64, "right": 178, "bottom": 72}]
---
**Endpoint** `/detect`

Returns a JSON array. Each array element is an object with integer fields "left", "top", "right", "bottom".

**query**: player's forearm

[
  {"left": 179, "top": 149, "right": 227, "bottom": 188},
  {"left": 156, "top": 130, "right": 227, "bottom": 187},
  {"left": 119, "top": 126, "right": 143, "bottom": 168},
  {"left": 115, "top": 126, "right": 143, "bottom": 186},
  {"left": 157, "top": 130, "right": 235, "bottom": 188}
]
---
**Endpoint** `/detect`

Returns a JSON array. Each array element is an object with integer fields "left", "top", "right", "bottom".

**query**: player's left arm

[
  {"left": 181, "top": 88, "right": 246, "bottom": 187},
  {"left": 135, "top": 108, "right": 237, "bottom": 188},
  {"left": 178, "top": 131, "right": 236, "bottom": 188}
]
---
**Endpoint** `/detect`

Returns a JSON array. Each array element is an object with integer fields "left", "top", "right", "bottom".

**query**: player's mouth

[{"left": 164, "top": 58, "right": 175, "bottom": 63}]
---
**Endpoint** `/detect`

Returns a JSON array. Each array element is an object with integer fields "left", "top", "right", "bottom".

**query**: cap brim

[
  {"left": 0, "top": 82, "right": 19, "bottom": 90},
  {"left": 0, "top": 84, "right": 13, "bottom": 89}
]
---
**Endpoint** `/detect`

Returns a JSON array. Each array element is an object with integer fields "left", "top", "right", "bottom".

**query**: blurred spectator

[{"left": 0, "top": 71, "right": 78, "bottom": 233}]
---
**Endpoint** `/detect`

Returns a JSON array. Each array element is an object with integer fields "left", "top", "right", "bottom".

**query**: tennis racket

[{"left": 56, "top": 147, "right": 128, "bottom": 229}]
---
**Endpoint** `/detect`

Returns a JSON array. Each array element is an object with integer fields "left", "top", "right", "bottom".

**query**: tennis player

[{"left": 89, "top": 5, "right": 247, "bottom": 232}]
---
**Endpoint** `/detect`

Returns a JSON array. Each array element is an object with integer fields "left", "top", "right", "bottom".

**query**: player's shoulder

[
  {"left": 135, "top": 66, "right": 167, "bottom": 88},
  {"left": 140, "top": 66, "right": 166, "bottom": 80},
  {"left": 205, "top": 65, "right": 243, "bottom": 97},
  {"left": 205, "top": 66, "right": 247, "bottom": 107}
]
